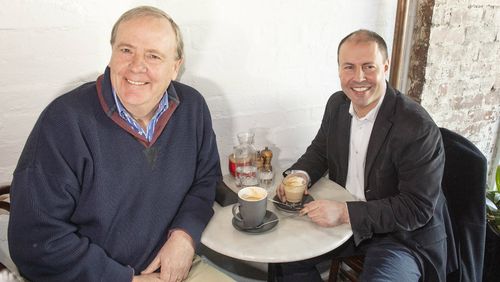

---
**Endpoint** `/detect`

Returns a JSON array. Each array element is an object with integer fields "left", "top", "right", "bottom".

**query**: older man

[
  {"left": 277, "top": 30, "right": 456, "bottom": 281},
  {"left": 9, "top": 6, "right": 232, "bottom": 282}
]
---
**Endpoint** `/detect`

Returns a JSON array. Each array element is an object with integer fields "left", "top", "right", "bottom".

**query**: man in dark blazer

[{"left": 276, "top": 29, "right": 456, "bottom": 281}]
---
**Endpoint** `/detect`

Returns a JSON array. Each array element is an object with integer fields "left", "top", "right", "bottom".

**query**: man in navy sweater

[{"left": 8, "top": 6, "right": 232, "bottom": 282}]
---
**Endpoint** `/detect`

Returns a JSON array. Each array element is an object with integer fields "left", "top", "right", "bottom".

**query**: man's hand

[
  {"left": 300, "top": 200, "right": 350, "bottom": 227},
  {"left": 276, "top": 172, "right": 309, "bottom": 202},
  {"left": 141, "top": 230, "right": 195, "bottom": 282}
]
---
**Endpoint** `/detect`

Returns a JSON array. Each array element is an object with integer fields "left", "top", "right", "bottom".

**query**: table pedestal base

[{"left": 267, "top": 263, "right": 278, "bottom": 282}]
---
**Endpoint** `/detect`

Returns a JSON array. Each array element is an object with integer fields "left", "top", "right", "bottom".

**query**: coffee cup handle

[{"left": 231, "top": 203, "right": 243, "bottom": 221}]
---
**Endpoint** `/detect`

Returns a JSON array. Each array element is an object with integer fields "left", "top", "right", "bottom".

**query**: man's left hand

[
  {"left": 142, "top": 230, "right": 195, "bottom": 282},
  {"left": 300, "top": 200, "right": 350, "bottom": 227}
]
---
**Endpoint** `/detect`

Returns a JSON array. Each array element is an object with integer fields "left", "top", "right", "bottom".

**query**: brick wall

[{"left": 418, "top": 0, "right": 500, "bottom": 186}]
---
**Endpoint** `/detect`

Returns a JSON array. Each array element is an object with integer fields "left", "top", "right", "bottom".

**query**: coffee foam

[
  {"left": 284, "top": 185, "right": 304, "bottom": 192},
  {"left": 240, "top": 187, "right": 266, "bottom": 201},
  {"left": 283, "top": 176, "right": 306, "bottom": 186}
]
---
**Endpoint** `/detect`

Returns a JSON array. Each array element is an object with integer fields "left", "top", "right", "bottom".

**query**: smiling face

[
  {"left": 338, "top": 40, "right": 389, "bottom": 117},
  {"left": 109, "top": 15, "right": 182, "bottom": 118}
]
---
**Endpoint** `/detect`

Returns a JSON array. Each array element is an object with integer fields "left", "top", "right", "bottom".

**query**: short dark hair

[{"left": 337, "top": 29, "right": 388, "bottom": 63}]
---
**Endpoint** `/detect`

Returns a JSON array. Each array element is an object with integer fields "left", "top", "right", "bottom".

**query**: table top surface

[{"left": 201, "top": 174, "right": 354, "bottom": 263}]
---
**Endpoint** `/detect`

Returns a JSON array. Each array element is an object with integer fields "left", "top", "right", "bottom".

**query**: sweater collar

[
  {"left": 96, "top": 67, "right": 180, "bottom": 147},
  {"left": 98, "top": 67, "right": 180, "bottom": 117}
]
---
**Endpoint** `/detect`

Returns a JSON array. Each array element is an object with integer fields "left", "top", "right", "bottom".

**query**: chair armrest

[{"left": 0, "top": 186, "right": 10, "bottom": 212}]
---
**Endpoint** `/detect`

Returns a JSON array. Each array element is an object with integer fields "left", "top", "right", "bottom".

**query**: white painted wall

[{"left": 0, "top": 0, "right": 397, "bottom": 182}]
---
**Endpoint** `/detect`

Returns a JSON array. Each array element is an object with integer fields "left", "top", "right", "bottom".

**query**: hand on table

[
  {"left": 141, "top": 229, "right": 195, "bottom": 282},
  {"left": 276, "top": 172, "right": 309, "bottom": 202},
  {"left": 300, "top": 199, "right": 350, "bottom": 227}
]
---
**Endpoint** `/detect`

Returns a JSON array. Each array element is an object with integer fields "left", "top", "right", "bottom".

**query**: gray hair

[{"left": 110, "top": 6, "right": 184, "bottom": 60}]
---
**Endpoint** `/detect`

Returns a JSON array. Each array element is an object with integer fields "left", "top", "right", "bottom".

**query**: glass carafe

[{"left": 234, "top": 132, "right": 259, "bottom": 187}]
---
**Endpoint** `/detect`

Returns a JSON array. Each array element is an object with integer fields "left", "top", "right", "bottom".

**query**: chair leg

[
  {"left": 328, "top": 258, "right": 341, "bottom": 282},
  {"left": 329, "top": 256, "right": 365, "bottom": 282},
  {"left": 343, "top": 256, "right": 364, "bottom": 274},
  {"left": 0, "top": 185, "right": 10, "bottom": 212}
]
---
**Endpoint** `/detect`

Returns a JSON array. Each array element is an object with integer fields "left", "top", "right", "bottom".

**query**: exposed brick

[
  {"left": 486, "top": 7, "right": 500, "bottom": 26},
  {"left": 464, "top": 124, "right": 481, "bottom": 136},
  {"left": 465, "top": 26, "right": 497, "bottom": 42},
  {"left": 484, "top": 86, "right": 499, "bottom": 104},
  {"left": 449, "top": 8, "right": 466, "bottom": 26},
  {"left": 449, "top": 7, "right": 484, "bottom": 26},
  {"left": 422, "top": 0, "right": 499, "bottom": 176},
  {"left": 472, "top": 0, "right": 500, "bottom": 6},
  {"left": 426, "top": 45, "right": 446, "bottom": 63},
  {"left": 466, "top": 62, "right": 494, "bottom": 78},
  {"left": 430, "top": 26, "right": 465, "bottom": 45},
  {"left": 479, "top": 76, "right": 498, "bottom": 93},
  {"left": 438, "top": 83, "right": 448, "bottom": 96},
  {"left": 444, "top": 111, "right": 468, "bottom": 124},
  {"left": 482, "top": 110, "right": 496, "bottom": 122},
  {"left": 479, "top": 42, "right": 500, "bottom": 61},
  {"left": 420, "top": 0, "right": 500, "bottom": 186},
  {"left": 448, "top": 43, "right": 480, "bottom": 62},
  {"left": 436, "top": 0, "right": 469, "bottom": 5},
  {"left": 434, "top": 0, "right": 448, "bottom": 5},
  {"left": 495, "top": 8, "right": 500, "bottom": 26},
  {"left": 453, "top": 95, "right": 483, "bottom": 110},
  {"left": 432, "top": 6, "right": 452, "bottom": 26}
]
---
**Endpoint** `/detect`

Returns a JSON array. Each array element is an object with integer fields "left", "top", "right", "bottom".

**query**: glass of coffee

[{"left": 282, "top": 174, "right": 307, "bottom": 205}]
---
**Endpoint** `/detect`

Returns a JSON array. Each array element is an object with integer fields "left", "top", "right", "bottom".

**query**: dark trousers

[{"left": 277, "top": 236, "right": 422, "bottom": 282}]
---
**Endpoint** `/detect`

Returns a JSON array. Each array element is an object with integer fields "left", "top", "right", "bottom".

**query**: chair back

[{"left": 440, "top": 128, "right": 487, "bottom": 282}]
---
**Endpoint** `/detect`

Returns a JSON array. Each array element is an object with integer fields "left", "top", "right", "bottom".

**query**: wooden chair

[
  {"left": 0, "top": 185, "right": 10, "bottom": 271},
  {"left": 0, "top": 185, "right": 10, "bottom": 212},
  {"left": 328, "top": 128, "right": 487, "bottom": 281},
  {"left": 328, "top": 256, "right": 364, "bottom": 282}
]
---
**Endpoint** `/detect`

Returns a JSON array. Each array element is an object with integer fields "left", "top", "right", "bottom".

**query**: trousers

[{"left": 277, "top": 236, "right": 422, "bottom": 282}]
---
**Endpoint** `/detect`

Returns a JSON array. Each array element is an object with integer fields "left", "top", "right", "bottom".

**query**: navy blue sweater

[{"left": 8, "top": 68, "right": 220, "bottom": 281}]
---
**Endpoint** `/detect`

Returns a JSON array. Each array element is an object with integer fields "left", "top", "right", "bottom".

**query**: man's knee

[{"left": 360, "top": 241, "right": 422, "bottom": 282}]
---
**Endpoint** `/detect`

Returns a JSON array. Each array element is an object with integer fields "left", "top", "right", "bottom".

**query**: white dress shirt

[{"left": 345, "top": 93, "right": 386, "bottom": 201}]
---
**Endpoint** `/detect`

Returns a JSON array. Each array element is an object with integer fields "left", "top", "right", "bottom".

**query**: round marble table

[{"left": 201, "top": 175, "right": 355, "bottom": 280}]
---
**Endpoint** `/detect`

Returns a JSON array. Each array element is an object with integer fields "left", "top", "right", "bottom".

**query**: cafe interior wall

[
  {"left": 0, "top": 0, "right": 398, "bottom": 183},
  {"left": 404, "top": 0, "right": 500, "bottom": 189}
]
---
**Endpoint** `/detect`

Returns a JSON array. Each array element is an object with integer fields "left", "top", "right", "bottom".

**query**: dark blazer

[{"left": 289, "top": 83, "right": 456, "bottom": 281}]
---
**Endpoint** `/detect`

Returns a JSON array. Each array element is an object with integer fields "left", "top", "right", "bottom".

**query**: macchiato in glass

[{"left": 282, "top": 175, "right": 307, "bottom": 203}]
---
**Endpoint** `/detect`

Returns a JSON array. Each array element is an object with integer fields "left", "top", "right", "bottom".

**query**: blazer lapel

[
  {"left": 364, "top": 85, "right": 396, "bottom": 184},
  {"left": 336, "top": 98, "right": 352, "bottom": 186}
]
